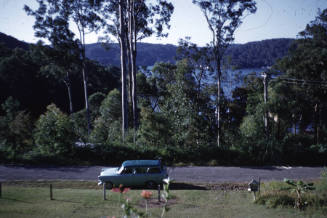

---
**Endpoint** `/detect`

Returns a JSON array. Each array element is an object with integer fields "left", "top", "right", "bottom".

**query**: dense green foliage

[
  {"left": 34, "top": 104, "right": 77, "bottom": 157},
  {"left": 1, "top": 8, "right": 327, "bottom": 166},
  {"left": 0, "top": 42, "right": 120, "bottom": 116}
]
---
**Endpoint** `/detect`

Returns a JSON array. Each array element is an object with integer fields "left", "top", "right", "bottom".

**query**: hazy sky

[{"left": 1, "top": 0, "right": 327, "bottom": 46}]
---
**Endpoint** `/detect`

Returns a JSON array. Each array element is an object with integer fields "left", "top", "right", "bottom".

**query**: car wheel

[
  {"left": 146, "top": 181, "right": 157, "bottom": 189},
  {"left": 105, "top": 182, "right": 113, "bottom": 190}
]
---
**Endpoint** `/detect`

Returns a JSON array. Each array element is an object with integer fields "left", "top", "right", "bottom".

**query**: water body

[
  {"left": 143, "top": 66, "right": 265, "bottom": 99},
  {"left": 221, "top": 68, "right": 264, "bottom": 98}
]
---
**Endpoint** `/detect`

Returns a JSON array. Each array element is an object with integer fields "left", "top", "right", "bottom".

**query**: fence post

[
  {"left": 258, "top": 177, "right": 261, "bottom": 195},
  {"left": 158, "top": 184, "right": 161, "bottom": 202},
  {"left": 103, "top": 182, "right": 106, "bottom": 200},
  {"left": 50, "top": 184, "right": 53, "bottom": 200}
]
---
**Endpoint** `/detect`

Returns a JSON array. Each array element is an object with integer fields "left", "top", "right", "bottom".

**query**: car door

[
  {"left": 146, "top": 167, "right": 162, "bottom": 183},
  {"left": 119, "top": 167, "right": 134, "bottom": 186},
  {"left": 133, "top": 167, "right": 147, "bottom": 186}
]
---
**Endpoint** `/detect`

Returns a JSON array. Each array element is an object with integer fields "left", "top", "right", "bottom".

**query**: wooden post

[
  {"left": 103, "top": 182, "right": 106, "bottom": 200},
  {"left": 158, "top": 184, "right": 161, "bottom": 202},
  {"left": 50, "top": 184, "right": 53, "bottom": 200},
  {"left": 252, "top": 191, "right": 256, "bottom": 201},
  {"left": 258, "top": 177, "right": 261, "bottom": 195},
  {"left": 262, "top": 72, "right": 268, "bottom": 138}
]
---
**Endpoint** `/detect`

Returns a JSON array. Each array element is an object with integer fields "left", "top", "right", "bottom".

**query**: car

[{"left": 98, "top": 160, "right": 168, "bottom": 189}]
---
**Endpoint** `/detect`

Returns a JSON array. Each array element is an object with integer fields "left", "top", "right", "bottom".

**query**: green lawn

[{"left": 0, "top": 181, "right": 326, "bottom": 218}]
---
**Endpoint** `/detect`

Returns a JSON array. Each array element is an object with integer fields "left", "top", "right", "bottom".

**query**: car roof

[{"left": 122, "top": 160, "right": 161, "bottom": 167}]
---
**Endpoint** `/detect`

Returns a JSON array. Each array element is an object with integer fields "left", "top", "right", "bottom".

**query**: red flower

[
  {"left": 112, "top": 184, "right": 130, "bottom": 194},
  {"left": 141, "top": 190, "right": 153, "bottom": 199}
]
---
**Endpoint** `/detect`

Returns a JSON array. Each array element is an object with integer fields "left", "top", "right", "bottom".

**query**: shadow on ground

[{"left": 170, "top": 182, "right": 207, "bottom": 190}]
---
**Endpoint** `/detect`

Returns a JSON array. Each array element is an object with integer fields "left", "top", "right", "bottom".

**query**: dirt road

[{"left": 0, "top": 165, "right": 324, "bottom": 183}]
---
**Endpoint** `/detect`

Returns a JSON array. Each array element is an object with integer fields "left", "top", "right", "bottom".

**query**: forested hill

[
  {"left": 85, "top": 42, "right": 177, "bottom": 67},
  {"left": 0, "top": 32, "right": 29, "bottom": 50},
  {"left": 85, "top": 38, "right": 294, "bottom": 68},
  {"left": 225, "top": 38, "right": 295, "bottom": 68},
  {"left": 0, "top": 32, "right": 294, "bottom": 68}
]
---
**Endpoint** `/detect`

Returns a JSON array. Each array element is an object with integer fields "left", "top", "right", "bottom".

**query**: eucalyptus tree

[
  {"left": 176, "top": 38, "right": 216, "bottom": 145},
  {"left": 193, "top": 0, "right": 257, "bottom": 147},
  {"left": 126, "top": 0, "right": 174, "bottom": 135},
  {"left": 25, "top": 0, "right": 102, "bottom": 135},
  {"left": 100, "top": 0, "right": 129, "bottom": 140},
  {"left": 177, "top": 38, "right": 212, "bottom": 115},
  {"left": 100, "top": 0, "right": 174, "bottom": 141},
  {"left": 276, "top": 8, "right": 327, "bottom": 145},
  {"left": 30, "top": 39, "right": 80, "bottom": 114}
]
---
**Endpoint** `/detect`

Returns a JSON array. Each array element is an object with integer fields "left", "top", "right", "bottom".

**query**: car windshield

[{"left": 117, "top": 166, "right": 124, "bottom": 173}]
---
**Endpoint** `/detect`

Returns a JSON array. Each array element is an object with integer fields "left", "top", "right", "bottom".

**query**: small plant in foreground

[
  {"left": 121, "top": 198, "right": 144, "bottom": 218},
  {"left": 317, "top": 167, "right": 327, "bottom": 192},
  {"left": 284, "top": 179, "right": 315, "bottom": 209},
  {"left": 112, "top": 184, "right": 130, "bottom": 203},
  {"left": 162, "top": 177, "right": 173, "bottom": 199},
  {"left": 141, "top": 190, "right": 153, "bottom": 216},
  {"left": 110, "top": 184, "right": 144, "bottom": 218},
  {"left": 161, "top": 177, "right": 173, "bottom": 217},
  {"left": 255, "top": 192, "right": 294, "bottom": 208}
]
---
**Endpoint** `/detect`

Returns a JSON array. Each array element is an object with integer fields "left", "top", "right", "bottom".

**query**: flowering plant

[
  {"left": 112, "top": 184, "right": 130, "bottom": 194},
  {"left": 141, "top": 190, "right": 153, "bottom": 199},
  {"left": 112, "top": 184, "right": 130, "bottom": 203}
]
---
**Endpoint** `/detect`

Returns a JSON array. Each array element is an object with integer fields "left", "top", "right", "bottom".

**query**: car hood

[{"left": 100, "top": 167, "right": 119, "bottom": 176}]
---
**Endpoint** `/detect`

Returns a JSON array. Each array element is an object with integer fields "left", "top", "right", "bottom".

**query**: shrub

[
  {"left": 71, "top": 109, "right": 89, "bottom": 143},
  {"left": 34, "top": 104, "right": 77, "bottom": 158},
  {"left": 90, "top": 89, "right": 122, "bottom": 144},
  {"left": 317, "top": 168, "right": 327, "bottom": 192},
  {"left": 256, "top": 192, "right": 294, "bottom": 208},
  {"left": 0, "top": 97, "right": 34, "bottom": 161}
]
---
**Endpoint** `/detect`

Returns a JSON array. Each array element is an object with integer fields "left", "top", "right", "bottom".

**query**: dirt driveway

[{"left": 0, "top": 165, "right": 324, "bottom": 183}]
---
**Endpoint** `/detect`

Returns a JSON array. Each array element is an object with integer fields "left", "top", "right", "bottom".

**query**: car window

[
  {"left": 121, "top": 167, "right": 133, "bottom": 174},
  {"left": 147, "top": 167, "right": 161, "bottom": 174},
  {"left": 135, "top": 167, "right": 147, "bottom": 174}
]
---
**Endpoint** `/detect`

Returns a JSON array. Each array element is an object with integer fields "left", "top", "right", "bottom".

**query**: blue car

[{"left": 98, "top": 160, "right": 168, "bottom": 189}]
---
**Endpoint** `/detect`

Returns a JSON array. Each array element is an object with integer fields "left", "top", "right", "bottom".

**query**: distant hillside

[
  {"left": 0, "top": 32, "right": 29, "bottom": 50},
  {"left": 0, "top": 32, "right": 294, "bottom": 68},
  {"left": 225, "top": 38, "right": 295, "bottom": 68},
  {"left": 86, "top": 38, "right": 294, "bottom": 68},
  {"left": 85, "top": 42, "right": 177, "bottom": 67}
]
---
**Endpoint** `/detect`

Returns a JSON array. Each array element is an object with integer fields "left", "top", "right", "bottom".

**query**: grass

[
  {"left": 1, "top": 181, "right": 327, "bottom": 218},
  {"left": 255, "top": 180, "right": 327, "bottom": 215}
]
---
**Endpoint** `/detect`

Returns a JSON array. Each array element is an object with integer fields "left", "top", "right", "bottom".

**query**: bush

[
  {"left": 34, "top": 104, "right": 77, "bottom": 158},
  {"left": 71, "top": 109, "right": 89, "bottom": 143},
  {"left": 317, "top": 168, "right": 327, "bottom": 192},
  {"left": 0, "top": 97, "right": 34, "bottom": 161},
  {"left": 90, "top": 89, "right": 122, "bottom": 144},
  {"left": 256, "top": 192, "right": 294, "bottom": 208}
]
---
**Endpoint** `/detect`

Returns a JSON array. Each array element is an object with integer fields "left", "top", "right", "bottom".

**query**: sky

[{"left": 0, "top": 0, "right": 327, "bottom": 46}]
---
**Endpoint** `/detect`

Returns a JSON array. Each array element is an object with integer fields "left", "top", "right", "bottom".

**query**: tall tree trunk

[
  {"left": 292, "top": 114, "right": 296, "bottom": 135},
  {"left": 126, "top": 37, "right": 133, "bottom": 110},
  {"left": 314, "top": 102, "right": 321, "bottom": 144},
  {"left": 128, "top": 0, "right": 138, "bottom": 143},
  {"left": 263, "top": 72, "right": 268, "bottom": 138},
  {"left": 119, "top": 0, "right": 128, "bottom": 140},
  {"left": 65, "top": 71, "right": 73, "bottom": 114},
  {"left": 216, "top": 58, "right": 221, "bottom": 148},
  {"left": 82, "top": 64, "right": 91, "bottom": 135},
  {"left": 78, "top": 26, "right": 91, "bottom": 136}
]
